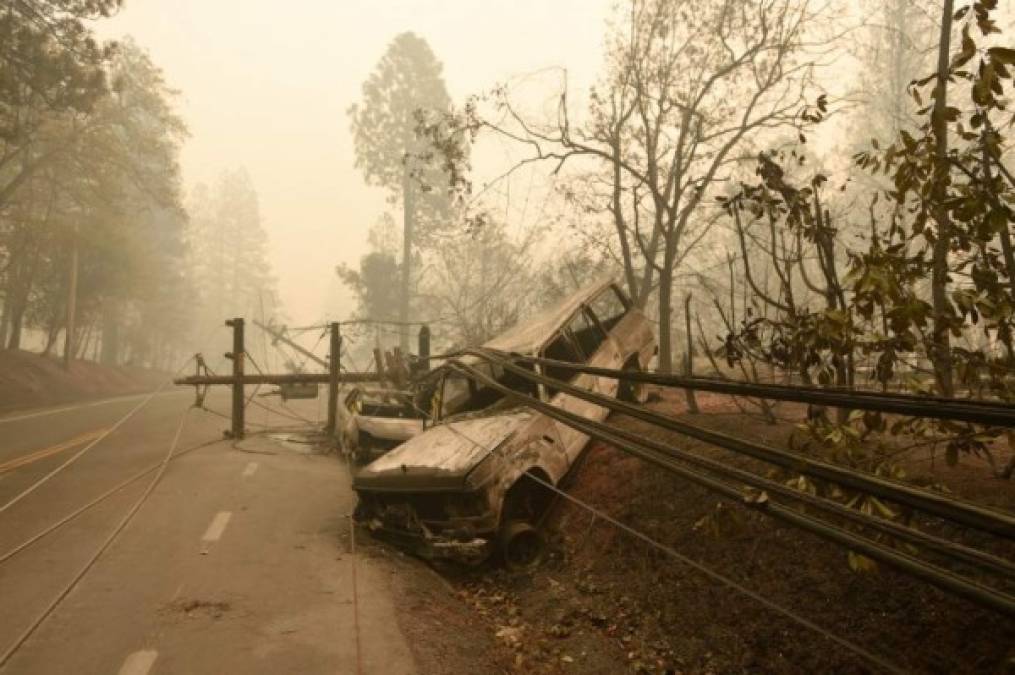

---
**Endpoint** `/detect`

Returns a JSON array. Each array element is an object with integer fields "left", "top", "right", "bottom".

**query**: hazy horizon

[{"left": 95, "top": 1, "right": 611, "bottom": 326}]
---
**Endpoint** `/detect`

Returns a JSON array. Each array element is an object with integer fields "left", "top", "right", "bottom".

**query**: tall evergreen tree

[{"left": 348, "top": 32, "right": 457, "bottom": 348}]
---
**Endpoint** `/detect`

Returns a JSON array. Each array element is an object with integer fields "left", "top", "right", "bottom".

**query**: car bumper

[{"left": 363, "top": 519, "right": 494, "bottom": 562}]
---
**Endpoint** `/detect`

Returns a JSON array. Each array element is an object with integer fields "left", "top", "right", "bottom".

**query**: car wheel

[{"left": 499, "top": 520, "right": 544, "bottom": 570}]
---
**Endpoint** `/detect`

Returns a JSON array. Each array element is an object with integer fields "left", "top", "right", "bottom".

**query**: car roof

[{"left": 480, "top": 277, "right": 617, "bottom": 356}]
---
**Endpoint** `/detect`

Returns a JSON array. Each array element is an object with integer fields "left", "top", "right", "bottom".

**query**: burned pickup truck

[{"left": 352, "top": 279, "right": 656, "bottom": 567}]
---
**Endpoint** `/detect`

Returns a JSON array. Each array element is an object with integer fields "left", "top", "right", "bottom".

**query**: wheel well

[{"left": 502, "top": 467, "right": 555, "bottom": 524}]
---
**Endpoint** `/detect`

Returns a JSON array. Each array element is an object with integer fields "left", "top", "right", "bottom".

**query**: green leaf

[{"left": 988, "top": 47, "right": 1015, "bottom": 65}]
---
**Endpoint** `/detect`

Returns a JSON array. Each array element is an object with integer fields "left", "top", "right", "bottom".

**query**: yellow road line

[{"left": 0, "top": 428, "right": 111, "bottom": 474}]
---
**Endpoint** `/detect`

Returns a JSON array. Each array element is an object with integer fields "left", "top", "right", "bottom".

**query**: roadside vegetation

[{"left": 0, "top": 2, "right": 277, "bottom": 370}]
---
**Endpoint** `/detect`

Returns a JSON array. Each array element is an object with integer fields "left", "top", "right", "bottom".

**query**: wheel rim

[{"left": 501, "top": 521, "right": 544, "bottom": 569}]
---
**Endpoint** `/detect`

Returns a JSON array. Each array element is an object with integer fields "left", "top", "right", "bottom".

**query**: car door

[
  {"left": 543, "top": 307, "right": 614, "bottom": 463},
  {"left": 589, "top": 284, "right": 655, "bottom": 367}
]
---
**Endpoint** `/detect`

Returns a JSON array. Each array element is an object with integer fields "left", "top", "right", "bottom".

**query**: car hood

[
  {"left": 355, "top": 415, "right": 424, "bottom": 442},
  {"left": 353, "top": 411, "right": 530, "bottom": 491}
]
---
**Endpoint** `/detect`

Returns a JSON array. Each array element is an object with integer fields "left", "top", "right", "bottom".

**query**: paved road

[{"left": 0, "top": 388, "right": 416, "bottom": 674}]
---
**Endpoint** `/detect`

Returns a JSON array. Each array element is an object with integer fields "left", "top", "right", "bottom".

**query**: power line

[
  {"left": 0, "top": 404, "right": 192, "bottom": 669},
  {"left": 498, "top": 351, "right": 1015, "bottom": 428},
  {"left": 469, "top": 349, "right": 1015, "bottom": 539},
  {"left": 0, "top": 358, "right": 193, "bottom": 516},
  {"left": 447, "top": 357, "right": 1015, "bottom": 616},
  {"left": 396, "top": 393, "right": 905, "bottom": 674}
]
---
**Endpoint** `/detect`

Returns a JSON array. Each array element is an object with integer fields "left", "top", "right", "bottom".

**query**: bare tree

[{"left": 454, "top": 0, "right": 823, "bottom": 372}]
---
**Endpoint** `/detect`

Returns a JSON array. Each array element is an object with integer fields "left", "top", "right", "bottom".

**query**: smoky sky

[{"left": 95, "top": 0, "right": 609, "bottom": 325}]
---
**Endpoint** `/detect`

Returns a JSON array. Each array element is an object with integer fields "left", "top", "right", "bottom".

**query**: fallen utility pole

[
  {"left": 253, "top": 319, "right": 328, "bottom": 369},
  {"left": 175, "top": 317, "right": 382, "bottom": 439},
  {"left": 174, "top": 372, "right": 380, "bottom": 386}
]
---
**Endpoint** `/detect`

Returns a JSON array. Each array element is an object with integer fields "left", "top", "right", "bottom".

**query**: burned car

[
  {"left": 337, "top": 344, "right": 438, "bottom": 463},
  {"left": 352, "top": 279, "right": 656, "bottom": 567},
  {"left": 340, "top": 386, "right": 427, "bottom": 463}
]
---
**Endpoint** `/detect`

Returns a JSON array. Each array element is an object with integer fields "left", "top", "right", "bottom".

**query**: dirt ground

[
  {"left": 0, "top": 349, "right": 169, "bottom": 413},
  {"left": 387, "top": 389, "right": 1015, "bottom": 674}
]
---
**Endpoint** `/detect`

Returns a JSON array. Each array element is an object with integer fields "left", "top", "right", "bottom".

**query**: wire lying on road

[
  {"left": 0, "top": 435, "right": 222, "bottom": 567},
  {"left": 0, "top": 405, "right": 192, "bottom": 670},
  {"left": 469, "top": 355, "right": 1015, "bottom": 578},
  {"left": 0, "top": 359, "right": 193, "bottom": 516}
]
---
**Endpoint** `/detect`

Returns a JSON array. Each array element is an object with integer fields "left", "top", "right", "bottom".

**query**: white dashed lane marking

[
  {"left": 117, "top": 649, "right": 158, "bottom": 675},
  {"left": 201, "top": 511, "right": 232, "bottom": 544},
  {"left": 241, "top": 461, "right": 258, "bottom": 477}
]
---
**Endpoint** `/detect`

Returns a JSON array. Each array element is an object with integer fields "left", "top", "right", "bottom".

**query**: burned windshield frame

[{"left": 434, "top": 358, "right": 543, "bottom": 421}]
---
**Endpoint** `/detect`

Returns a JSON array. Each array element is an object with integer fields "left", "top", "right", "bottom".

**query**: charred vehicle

[
  {"left": 340, "top": 386, "right": 428, "bottom": 463},
  {"left": 352, "top": 279, "right": 656, "bottom": 567}
]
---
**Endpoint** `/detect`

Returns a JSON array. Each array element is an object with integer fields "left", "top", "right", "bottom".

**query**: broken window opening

[
  {"left": 568, "top": 307, "right": 607, "bottom": 359},
  {"left": 438, "top": 361, "right": 539, "bottom": 420},
  {"left": 541, "top": 330, "right": 585, "bottom": 396},
  {"left": 588, "top": 285, "right": 629, "bottom": 332}
]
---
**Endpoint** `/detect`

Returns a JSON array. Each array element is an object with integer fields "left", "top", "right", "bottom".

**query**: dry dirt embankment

[
  {"left": 441, "top": 390, "right": 1015, "bottom": 674},
  {"left": 0, "top": 350, "right": 169, "bottom": 414}
]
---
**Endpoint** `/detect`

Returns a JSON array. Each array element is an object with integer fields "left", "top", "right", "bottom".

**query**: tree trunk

[
  {"left": 101, "top": 301, "right": 120, "bottom": 366},
  {"left": 683, "top": 293, "right": 699, "bottom": 413},
  {"left": 610, "top": 139, "right": 639, "bottom": 301},
  {"left": 930, "top": 0, "right": 955, "bottom": 396},
  {"left": 63, "top": 228, "right": 79, "bottom": 370},
  {"left": 4, "top": 245, "right": 39, "bottom": 351},
  {"left": 657, "top": 239, "right": 676, "bottom": 373},
  {"left": 41, "top": 319, "right": 61, "bottom": 357},
  {"left": 77, "top": 320, "right": 94, "bottom": 360},
  {"left": 6, "top": 291, "right": 27, "bottom": 350},
  {"left": 0, "top": 296, "right": 9, "bottom": 349},
  {"left": 399, "top": 173, "right": 414, "bottom": 351}
]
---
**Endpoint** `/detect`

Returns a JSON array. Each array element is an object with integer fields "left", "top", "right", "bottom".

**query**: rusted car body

[{"left": 352, "top": 279, "right": 656, "bottom": 565}]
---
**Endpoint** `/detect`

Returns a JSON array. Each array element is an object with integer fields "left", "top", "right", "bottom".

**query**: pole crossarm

[{"left": 173, "top": 372, "right": 382, "bottom": 387}]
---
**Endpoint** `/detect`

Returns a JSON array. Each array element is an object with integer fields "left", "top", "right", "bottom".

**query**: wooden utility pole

[
  {"left": 226, "top": 318, "right": 245, "bottom": 439},
  {"left": 63, "top": 224, "right": 79, "bottom": 370},
  {"left": 326, "top": 322, "right": 341, "bottom": 435}
]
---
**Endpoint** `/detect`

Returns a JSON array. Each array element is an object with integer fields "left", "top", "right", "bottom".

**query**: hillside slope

[{"left": 0, "top": 350, "right": 170, "bottom": 414}]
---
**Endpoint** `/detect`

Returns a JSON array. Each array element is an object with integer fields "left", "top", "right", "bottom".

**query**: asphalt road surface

[{"left": 0, "top": 387, "right": 416, "bottom": 674}]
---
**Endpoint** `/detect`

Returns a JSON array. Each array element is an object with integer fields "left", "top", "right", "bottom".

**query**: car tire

[{"left": 499, "top": 520, "right": 544, "bottom": 570}]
